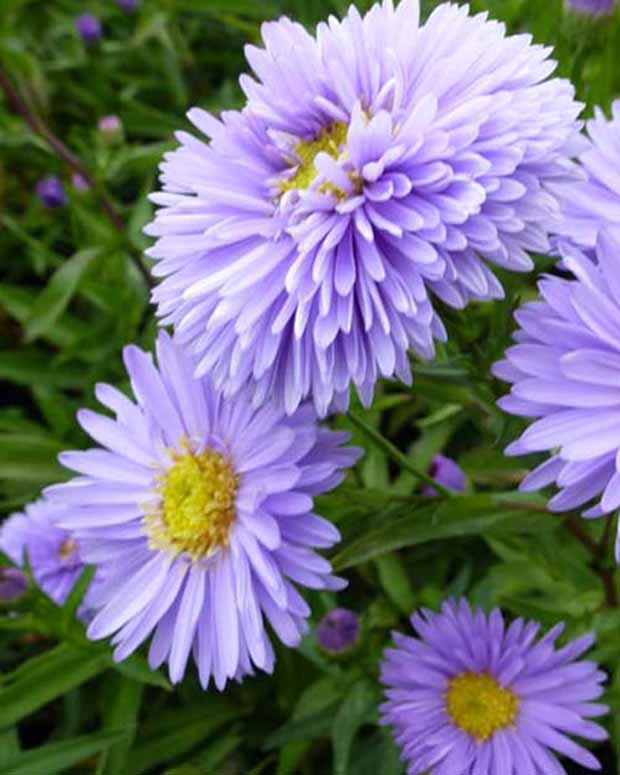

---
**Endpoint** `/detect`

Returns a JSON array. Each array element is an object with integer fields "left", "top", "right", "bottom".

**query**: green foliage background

[{"left": 1, "top": 1, "right": 620, "bottom": 773}]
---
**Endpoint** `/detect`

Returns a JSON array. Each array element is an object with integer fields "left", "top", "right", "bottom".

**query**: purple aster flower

[
  {"left": 317, "top": 607, "right": 360, "bottom": 654},
  {"left": 36, "top": 175, "right": 66, "bottom": 208},
  {"left": 555, "top": 102, "right": 620, "bottom": 254},
  {"left": 145, "top": 0, "right": 582, "bottom": 417},
  {"left": 0, "top": 568, "right": 28, "bottom": 602},
  {"left": 422, "top": 453, "right": 466, "bottom": 496},
  {"left": 494, "top": 229, "right": 620, "bottom": 555},
  {"left": 44, "top": 331, "right": 360, "bottom": 688},
  {"left": 566, "top": 0, "right": 615, "bottom": 14},
  {"left": 75, "top": 13, "right": 102, "bottom": 44},
  {"left": 380, "top": 599, "right": 608, "bottom": 774},
  {"left": 0, "top": 499, "right": 91, "bottom": 607}
]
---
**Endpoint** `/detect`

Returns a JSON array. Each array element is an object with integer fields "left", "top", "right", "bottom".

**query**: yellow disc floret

[
  {"left": 146, "top": 445, "right": 238, "bottom": 560},
  {"left": 446, "top": 672, "right": 519, "bottom": 741},
  {"left": 281, "top": 121, "right": 348, "bottom": 194}
]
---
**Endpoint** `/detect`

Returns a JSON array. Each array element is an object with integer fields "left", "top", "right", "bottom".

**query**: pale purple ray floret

[
  {"left": 145, "top": 0, "right": 583, "bottom": 416},
  {"left": 44, "top": 331, "right": 360, "bottom": 689},
  {"left": 495, "top": 229, "right": 620, "bottom": 557}
]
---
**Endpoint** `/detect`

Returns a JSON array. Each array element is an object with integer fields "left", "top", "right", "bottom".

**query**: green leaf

[
  {"left": 113, "top": 653, "right": 172, "bottom": 690},
  {"left": 375, "top": 554, "right": 415, "bottom": 615},
  {"left": 126, "top": 700, "right": 239, "bottom": 774},
  {"left": 332, "top": 492, "right": 552, "bottom": 570},
  {"left": 332, "top": 680, "right": 378, "bottom": 775},
  {"left": 24, "top": 248, "right": 100, "bottom": 342},
  {"left": 0, "top": 642, "right": 111, "bottom": 727},
  {"left": 1, "top": 729, "right": 126, "bottom": 775},
  {"left": 97, "top": 674, "right": 143, "bottom": 775}
]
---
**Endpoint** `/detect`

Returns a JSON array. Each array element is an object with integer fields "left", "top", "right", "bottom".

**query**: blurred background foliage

[{"left": 1, "top": 1, "right": 620, "bottom": 773}]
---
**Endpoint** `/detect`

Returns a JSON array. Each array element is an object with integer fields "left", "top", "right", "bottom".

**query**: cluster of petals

[
  {"left": 381, "top": 599, "right": 607, "bottom": 774},
  {"left": 554, "top": 101, "right": 620, "bottom": 255},
  {"left": 495, "top": 230, "right": 620, "bottom": 555},
  {"left": 146, "top": 0, "right": 582, "bottom": 416},
  {"left": 43, "top": 332, "right": 360, "bottom": 688}
]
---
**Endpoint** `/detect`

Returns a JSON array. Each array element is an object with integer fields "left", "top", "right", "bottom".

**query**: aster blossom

[
  {"left": 146, "top": 0, "right": 582, "bottom": 417},
  {"left": 0, "top": 499, "right": 92, "bottom": 607},
  {"left": 380, "top": 599, "right": 608, "bottom": 775},
  {"left": 494, "top": 230, "right": 620, "bottom": 554},
  {"left": 555, "top": 101, "right": 620, "bottom": 254},
  {"left": 44, "top": 332, "right": 360, "bottom": 689}
]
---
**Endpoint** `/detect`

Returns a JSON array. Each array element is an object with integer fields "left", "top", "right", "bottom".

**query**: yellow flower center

[
  {"left": 281, "top": 121, "right": 348, "bottom": 194},
  {"left": 145, "top": 447, "right": 238, "bottom": 559},
  {"left": 445, "top": 672, "right": 519, "bottom": 741},
  {"left": 59, "top": 538, "right": 78, "bottom": 561}
]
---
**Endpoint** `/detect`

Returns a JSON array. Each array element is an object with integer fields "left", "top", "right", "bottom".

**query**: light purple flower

[
  {"left": 0, "top": 499, "right": 90, "bottom": 607},
  {"left": 117, "top": 0, "right": 138, "bottom": 12},
  {"left": 44, "top": 331, "right": 360, "bottom": 689},
  {"left": 555, "top": 101, "right": 620, "bottom": 254},
  {"left": 422, "top": 453, "right": 466, "bottom": 496},
  {"left": 317, "top": 607, "right": 360, "bottom": 653},
  {"left": 36, "top": 176, "right": 66, "bottom": 208},
  {"left": 566, "top": 0, "right": 615, "bottom": 14},
  {"left": 98, "top": 115, "right": 123, "bottom": 143},
  {"left": 0, "top": 568, "right": 28, "bottom": 602},
  {"left": 75, "top": 13, "right": 102, "bottom": 44},
  {"left": 380, "top": 599, "right": 608, "bottom": 775},
  {"left": 145, "top": 0, "right": 583, "bottom": 417},
  {"left": 494, "top": 229, "right": 620, "bottom": 555},
  {"left": 72, "top": 172, "right": 91, "bottom": 192}
]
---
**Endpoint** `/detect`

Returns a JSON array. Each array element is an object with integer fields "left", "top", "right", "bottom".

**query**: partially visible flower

[
  {"left": 317, "top": 607, "right": 360, "bottom": 654},
  {"left": 555, "top": 101, "right": 620, "bottom": 254},
  {"left": 566, "top": 0, "right": 615, "bottom": 14},
  {"left": 72, "top": 172, "right": 91, "bottom": 191},
  {"left": 422, "top": 454, "right": 466, "bottom": 496},
  {"left": 381, "top": 599, "right": 608, "bottom": 775},
  {"left": 75, "top": 13, "right": 102, "bottom": 44},
  {"left": 494, "top": 230, "right": 620, "bottom": 555},
  {"left": 146, "top": 0, "right": 583, "bottom": 417},
  {"left": 117, "top": 0, "right": 139, "bottom": 12},
  {"left": 0, "top": 567, "right": 28, "bottom": 602},
  {"left": 36, "top": 176, "right": 66, "bottom": 208},
  {"left": 45, "top": 331, "right": 361, "bottom": 689},
  {"left": 98, "top": 115, "right": 123, "bottom": 144},
  {"left": 0, "top": 500, "right": 92, "bottom": 607}
]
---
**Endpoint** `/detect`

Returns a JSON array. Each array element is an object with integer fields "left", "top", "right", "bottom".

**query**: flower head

[
  {"left": 36, "top": 176, "right": 66, "bottom": 208},
  {"left": 145, "top": 0, "right": 582, "bottom": 417},
  {"left": 317, "top": 607, "right": 360, "bottom": 654},
  {"left": 75, "top": 13, "right": 102, "bottom": 44},
  {"left": 566, "top": 0, "right": 615, "bottom": 14},
  {"left": 555, "top": 101, "right": 620, "bottom": 254},
  {"left": 422, "top": 453, "right": 466, "bottom": 496},
  {"left": 72, "top": 172, "right": 90, "bottom": 192},
  {"left": 117, "top": 0, "right": 138, "bottom": 12},
  {"left": 98, "top": 115, "right": 124, "bottom": 144},
  {"left": 494, "top": 230, "right": 620, "bottom": 554},
  {"left": 380, "top": 599, "right": 608, "bottom": 774},
  {"left": 0, "top": 499, "right": 91, "bottom": 607},
  {"left": 44, "top": 332, "right": 360, "bottom": 688}
]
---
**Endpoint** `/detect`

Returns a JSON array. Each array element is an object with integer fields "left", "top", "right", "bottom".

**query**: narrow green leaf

[
  {"left": 98, "top": 673, "right": 143, "bottom": 775},
  {"left": 24, "top": 248, "right": 100, "bottom": 342},
  {"left": 0, "top": 643, "right": 111, "bottom": 727},
  {"left": 1, "top": 729, "right": 126, "bottom": 775},
  {"left": 332, "top": 680, "right": 377, "bottom": 775}
]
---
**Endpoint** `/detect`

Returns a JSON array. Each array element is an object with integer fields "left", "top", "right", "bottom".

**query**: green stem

[{"left": 347, "top": 411, "right": 455, "bottom": 498}]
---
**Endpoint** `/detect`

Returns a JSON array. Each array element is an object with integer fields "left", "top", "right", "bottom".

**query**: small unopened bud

[
  {"left": 36, "top": 176, "right": 66, "bottom": 208},
  {"left": 98, "top": 115, "right": 124, "bottom": 144},
  {"left": 422, "top": 454, "right": 466, "bottom": 497},
  {"left": 0, "top": 567, "right": 28, "bottom": 602},
  {"left": 75, "top": 13, "right": 102, "bottom": 44},
  {"left": 317, "top": 608, "right": 360, "bottom": 654}
]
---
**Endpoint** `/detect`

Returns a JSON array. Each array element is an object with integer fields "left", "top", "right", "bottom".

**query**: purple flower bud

[
  {"left": 566, "top": 0, "right": 614, "bottom": 14},
  {"left": 98, "top": 115, "right": 123, "bottom": 144},
  {"left": 75, "top": 13, "right": 102, "bottom": 44},
  {"left": 422, "top": 454, "right": 466, "bottom": 497},
  {"left": 36, "top": 176, "right": 66, "bottom": 208},
  {"left": 0, "top": 567, "right": 28, "bottom": 602},
  {"left": 117, "top": 0, "right": 139, "bottom": 11},
  {"left": 317, "top": 608, "right": 360, "bottom": 654},
  {"left": 71, "top": 172, "right": 90, "bottom": 191}
]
